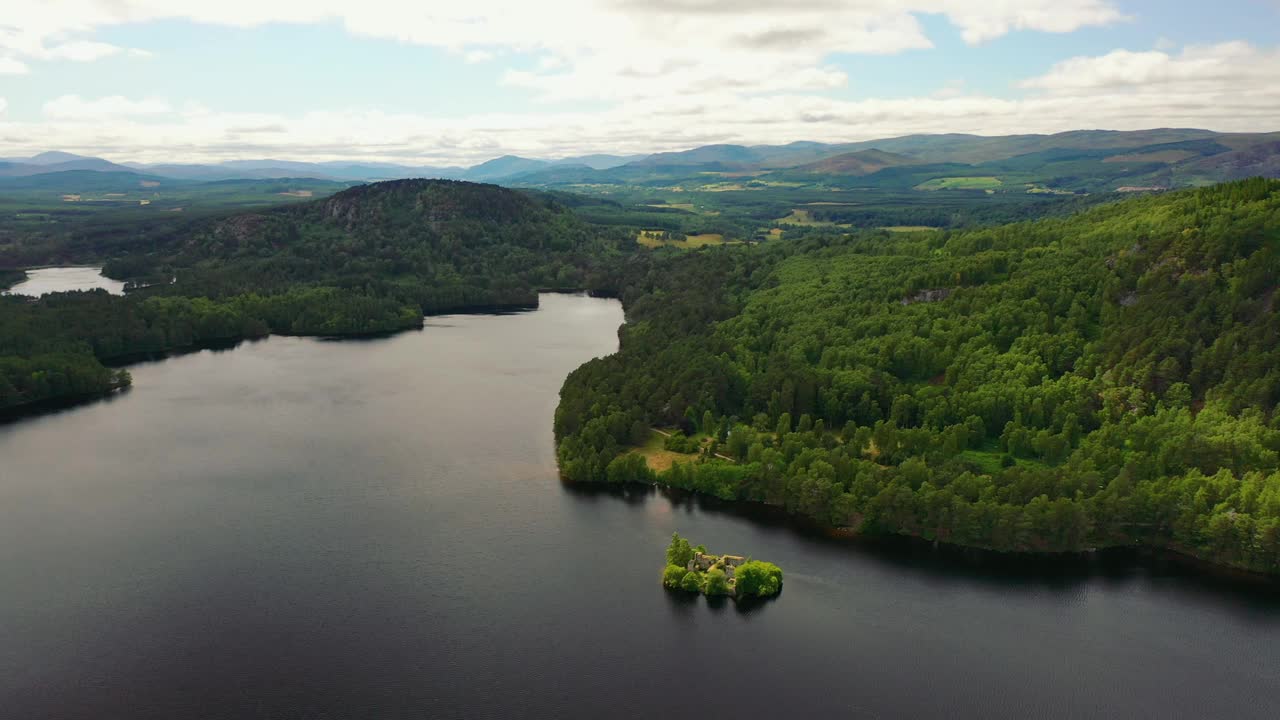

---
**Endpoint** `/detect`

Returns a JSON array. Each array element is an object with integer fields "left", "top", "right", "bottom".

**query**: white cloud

[
  {"left": 1020, "top": 42, "right": 1275, "bottom": 93},
  {"left": 2, "top": 1, "right": 1123, "bottom": 97},
  {"left": 0, "top": 98, "right": 7, "bottom": 114},
  {"left": 0, "top": 57, "right": 28, "bottom": 74},
  {"left": 5, "top": 58, "right": 1277, "bottom": 166},
  {"left": 0, "top": 5, "right": 1274, "bottom": 166},
  {"left": 932, "top": 0, "right": 1127, "bottom": 44},
  {"left": 42, "top": 95, "right": 174, "bottom": 120},
  {"left": 43, "top": 40, "right": 126, "bottom": 61}
]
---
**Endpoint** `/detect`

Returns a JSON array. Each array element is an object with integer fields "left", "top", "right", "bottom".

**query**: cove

[
  {"left": 0, "top": 293, "right": 1277, "bottom": 719},
  {"left": 2, "top": 266, "right": 125, "bottom": 297}
]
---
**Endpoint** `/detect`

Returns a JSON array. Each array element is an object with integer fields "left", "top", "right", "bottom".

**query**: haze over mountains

[
  {"left": 2, "top": 128, "right": 1278, "bottom": 193},
  {"left": 0, "top": 151, "right": 644, "bottom": 183}
]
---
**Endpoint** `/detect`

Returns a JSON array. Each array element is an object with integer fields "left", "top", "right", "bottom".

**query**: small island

[{"left": 661, "top": 532, "right": 783, "bottom": 599}]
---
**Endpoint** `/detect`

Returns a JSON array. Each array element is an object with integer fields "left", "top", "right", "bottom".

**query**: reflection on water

[
  {"left": 4, "top": 266, "right": 126, "bottom": 297},
  {"left": 0, "top": 293, "right": 1276, "bottom": 719}
]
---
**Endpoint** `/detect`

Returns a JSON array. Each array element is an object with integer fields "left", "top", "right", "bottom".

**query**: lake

[
  {"left": 3, "top": 266, "right": 125, "bottom": 297},
  {"left": 0, "top": 293, "right": 1276, "bottom": 719}
]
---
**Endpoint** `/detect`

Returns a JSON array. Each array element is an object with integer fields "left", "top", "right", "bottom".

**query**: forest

[
  {"left": 5, "top": 172, "right": 1280, "bottom": 575},
  {"left": 555, "top": 178, "right": 1280, "bottom": 574},
  {"left": 0, "top": 180, "right": 635, "bottom": 410}
]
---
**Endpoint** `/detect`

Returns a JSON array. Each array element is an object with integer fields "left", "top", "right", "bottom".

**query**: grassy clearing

[
  {"left": 693, "top": 182, "right": 749, "bottom": 192},
  {"left": 644, "top": 202, "right": 720, "bottom": 216},
  {"left": 1025, "top": 184, "right": 1076, "bottom": 195},
  {"left": 637, "top": 230, "right": 732, "bottom": 249},
  {"left": 633, "top": 430, "right": 698, "bottom": 472},
  {"left": 915, "top": 176, "right": 1003, "bottom": 191},
  {"left": 960, "top": 448, "right": 1051, "bottom": 475},
  {"left": 773, "top": 209, "right": 851, "bottom": 227}
]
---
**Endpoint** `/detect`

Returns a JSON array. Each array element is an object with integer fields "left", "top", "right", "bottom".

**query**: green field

[
  {"left": 880, "top": 225, "right": 939, "bottom": 232},
  {"left": 773, "top": 209, "right": 851, "bottom": 227},
  {"left": 915, "top": 176, "right": 1004, "bottom": 191},
  {"left": 637, "top": 230, "right": 731, "bottom": 248}
]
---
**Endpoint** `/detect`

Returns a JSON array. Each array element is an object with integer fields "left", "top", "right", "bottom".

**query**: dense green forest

[
  {"left": 556, "top": 179, "right": 1280, "bottom": 574},
  {"left": 0, "top": 180, "right": 634, "bottom": 411}
]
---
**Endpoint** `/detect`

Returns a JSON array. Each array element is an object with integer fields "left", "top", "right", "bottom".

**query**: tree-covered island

[{"left": 661, "top": 532, "right": 783, "bottom": 598}]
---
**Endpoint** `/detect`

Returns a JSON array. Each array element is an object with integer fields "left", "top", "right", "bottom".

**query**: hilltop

[
  {"left": 105, "top": 179, "right": 630, "bottom": 306},
  {"left": 791, "top": 149, "right": 920, "bottom": 175}
]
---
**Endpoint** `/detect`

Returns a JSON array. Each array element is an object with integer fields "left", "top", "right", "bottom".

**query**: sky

[{"left": 0, "top": 0, "right": 1277, "bottom": 165}]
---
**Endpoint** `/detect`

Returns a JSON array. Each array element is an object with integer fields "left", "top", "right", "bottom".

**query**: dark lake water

[
  {"left": 3, "top": 266, "right": 125, "bottom": 297},
  {"left": 1, "top": 293, "right": 1277, "bottom": 719}
]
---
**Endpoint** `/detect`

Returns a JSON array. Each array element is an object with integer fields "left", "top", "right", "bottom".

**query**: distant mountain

[
  {"left": 315, "top": 162, "right": 466, "bottom": 180},
  {"left": 634, "top": 144, "right": 762, "bottom": 167},
  {"left": 0, "top": 157, "right": 140, "bottom": 177},
  {"left": 462, "top": 155, "right": 551, "bottom": 181},
  {"left": 1176, "top": 140, "right": 1280, "bottom": 182},
  {"left": 792, "top": 149, "right": 920, "bottom": 175},
  {"left": 0, "top": 169, "right": 177, "bottom": 191},
  {"left": 26, "top": 151, "right": 96, "bottom": 165},
  {"left": 124, "top": 159, "right": 466, "bottom": 182},
  {"left": 125, "top": 163, "right": 344, "bottom": 181},
  {"left": 832, "top": 129, "right": 1228, "bottom": 165},
  {"left": 8, "top": 128, "right": 1279, "bottom": 192},
  {"left": 553, "top": 154, "right": 645, "bottom": 170}
]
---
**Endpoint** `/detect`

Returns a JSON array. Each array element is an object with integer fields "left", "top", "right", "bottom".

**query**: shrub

[
  {"left": 662, "top": 564, "right": 687, "bottom": 588},
  {"left": 703, "top": 568, "right": 730, "bottom": 596},
  {"left": 734, "top": 561, "right": 783, "bottom": 597},
  {"left": 679, "top": 571, "right": 703, "bottom": 593}
]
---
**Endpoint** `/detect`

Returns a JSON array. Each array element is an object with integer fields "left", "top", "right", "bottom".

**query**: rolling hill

[{"left": 791, "top": 149, "right": 921, "bottom": 175}]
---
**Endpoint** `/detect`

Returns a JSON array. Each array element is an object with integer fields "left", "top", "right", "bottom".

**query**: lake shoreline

[
  {"left": 0, "top": 290, "right": 595, "bottom": 421},
  {"left": 565, "top": 476, "right": 1280, "bottom": 587}
]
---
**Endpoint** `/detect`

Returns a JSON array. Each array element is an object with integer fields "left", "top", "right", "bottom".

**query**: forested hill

[
  {"left": 556, "top": 178, "right": 1280, "bottom": 574},
  {"left": 1, "top": 180, "right": 634, "bottom": 412},
  {"left": 111, "top": 179, "right": 631, "bottom": 308}
]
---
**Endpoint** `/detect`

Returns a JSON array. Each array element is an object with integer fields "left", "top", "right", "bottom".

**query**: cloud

[
  {"left": 1020, "top": 42, "right": 1278, "bottom": 92},
  {"left": 0, "top": 3, "right": 1272, "bottom": 167},
  {"left": 5, "top": 55, "right": 1277, "bottom": 166},
  {"left": 0, "top": 57, "right": 28, "bottom": 74},
  {"left": 42, "top": 95, "right": 174, "bottom": 120},
  {"left": 933, "top": 0, "right": 1127, "bottom": 44},
  {"left": 43, "top": 41, "right": 127, "bottom": 61},
  {"left": 3, "top": 1, "right": 1123, "bottom": 96}
]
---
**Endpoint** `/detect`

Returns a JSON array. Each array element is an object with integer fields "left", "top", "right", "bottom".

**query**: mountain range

[{"left": 2, "top": 128, "right": 1278, "bottom": 193}]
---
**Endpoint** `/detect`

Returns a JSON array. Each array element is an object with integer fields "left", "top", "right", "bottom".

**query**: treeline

[
  {"left": 1, "top": 179, "right": 637, "bottom": 410},
  {"left": 0, "top": 287, "right": 423, "bottom": 408},
  {"left": 797, "top": 192, "right": 1109, "bottom": 229},
  {"left": 556, "top": 178, "right": 1280, "bottom": 574}
]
